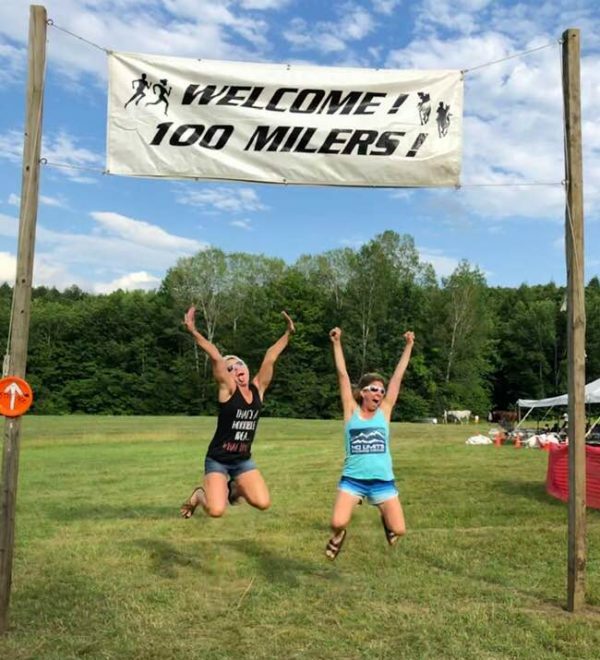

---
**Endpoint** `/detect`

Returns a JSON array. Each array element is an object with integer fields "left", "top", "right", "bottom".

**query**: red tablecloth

[{"left": 546, "top": 444, "right": 600, "bottom": 509}]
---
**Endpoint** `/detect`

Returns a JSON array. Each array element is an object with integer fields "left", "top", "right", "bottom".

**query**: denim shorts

[
  {"left": 339, "top": 475, "right": 398, "bottom": 505},
  {"left": 204, "top": 456, "right": 257, "bottom": 479}
]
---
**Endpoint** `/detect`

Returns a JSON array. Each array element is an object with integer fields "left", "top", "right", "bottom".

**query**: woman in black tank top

[{"left": 180, "top": 306, "right": 294, "bottom": 519}]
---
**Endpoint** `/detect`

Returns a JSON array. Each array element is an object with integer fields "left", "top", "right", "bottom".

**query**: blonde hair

[{"left": 223, "top": 354, "right": 246, "bottom": 366}]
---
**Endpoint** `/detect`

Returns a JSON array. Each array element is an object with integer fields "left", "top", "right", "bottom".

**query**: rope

[
  {"left": 47, "top": 19, "right": 111, "bottom": 54},
  {"left": 47, "top": 15, "right": 559, "bottom": 81},
  {"left": 38, "top": 160, "right": 564, "bottom": 189},
  {"left": 462, "top": 39, "right": 559, "bottom": 75},
  {"left": 457, "top": 181, "right": 561, "bottom": 188},
  {"left": 40, "top": 159, "right": 107, "bottom": 175}
]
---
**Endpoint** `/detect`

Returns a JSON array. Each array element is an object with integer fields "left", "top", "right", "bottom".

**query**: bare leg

[
  {"left": 326, "top": 490, "right": 361, "bottom": 559},
  {"left": 235, "top": 469, "right": 270, "bottom": 510},
  {"left": 377, "top": 496, "right": 406, "bottom": 544},
  {"left": 331, "top": 489, "right": 361, "bottom": 533},
  {"left": 202, "top": 472, "right": 229, "bottom": 517}
]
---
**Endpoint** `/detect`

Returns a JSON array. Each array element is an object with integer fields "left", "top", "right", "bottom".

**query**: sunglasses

[
  {"left": 226, "top": 360, "right": 246, "bottom": 372},
  {"left": 362, "top": 385, "right": 385, "bottom": 395}
]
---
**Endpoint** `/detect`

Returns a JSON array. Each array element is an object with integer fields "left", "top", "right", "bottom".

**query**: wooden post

[
  {"left": 562, "top": 28, "right": 586, "bottom": 613},
  {"left": 0, "top": 5, "right": 46, "bottom": 635}
]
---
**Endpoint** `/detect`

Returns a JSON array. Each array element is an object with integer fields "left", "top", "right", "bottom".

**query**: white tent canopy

[{"left": 517, "top": 378, "right": 600, "bottom": 408}]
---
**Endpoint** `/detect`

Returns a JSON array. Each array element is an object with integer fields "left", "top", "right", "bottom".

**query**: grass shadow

[
  {"left": 132, "top": 538, "right": 212, "bottom": 578},
  {"left": 494, "top": 479, "right": 563, "bottom": 506},
  {"left": 43, "top": 503, "right": 176, "bottom": 522},
  {"left": 223, "top": 538, "right": 338, "bottom": 587},
  {"left": 495, "top": 480, "right": 600, "bottom": 518}
]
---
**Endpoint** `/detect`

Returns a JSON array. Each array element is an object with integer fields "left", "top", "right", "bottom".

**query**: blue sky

[{"left": 0, "top": 0, "right": 598, "bottom": 293}]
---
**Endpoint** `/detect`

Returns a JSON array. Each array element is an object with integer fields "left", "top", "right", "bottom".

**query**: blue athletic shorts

[
  {"left": 338, "top": 475, "right": 398, "bottom": 505},
  {"left": 204, "top": 456, "right": 257, "bottom": 479}
]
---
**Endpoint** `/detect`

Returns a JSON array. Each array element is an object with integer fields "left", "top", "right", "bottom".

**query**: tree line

[{"left": 1, "top": 230, "right": 599, "bottom": 420}]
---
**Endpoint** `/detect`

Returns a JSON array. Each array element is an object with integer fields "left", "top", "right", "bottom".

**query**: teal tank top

[{"left": 343, "top": 408, "right": 394, "bottom": 481}]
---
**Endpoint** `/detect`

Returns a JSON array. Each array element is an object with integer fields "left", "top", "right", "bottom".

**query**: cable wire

[
  {"left": 40, "top": 159, "right": 107, "bottom": 175},
  {"left": 462, "top": 40, "right": 560, "bottom": 75},
  {"left": 47, "top": 19, "right": 110, "bottom": 54}
]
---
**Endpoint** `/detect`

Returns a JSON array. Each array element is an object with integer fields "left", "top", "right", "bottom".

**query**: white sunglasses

[
  {"left": 226, "top": 360, "right": 246, "bottom": 372},
  {"left": 362, "top": 385, "right": 385, "bottom": 395}
]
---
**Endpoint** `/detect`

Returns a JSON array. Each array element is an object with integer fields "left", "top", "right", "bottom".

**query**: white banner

[{"left": 107, "top": 52, "right": 463, "bottom": 187}]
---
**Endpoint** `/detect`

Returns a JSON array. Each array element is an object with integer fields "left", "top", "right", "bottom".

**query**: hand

[
  {"left": 329, "top": 327, "right": 342, "bottom": 343},
  {"left": 404, "top": 331, "right": 415, "bottom": 345},
  {"left": 183, "top": 306, "right": 197, "bottom": 333},
  {"left": 282, "top": 311, "right": 296, "bottom": 335}
]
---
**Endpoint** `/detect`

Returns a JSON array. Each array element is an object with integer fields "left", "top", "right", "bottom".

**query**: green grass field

[{"left": 1, "top": 416, "right": 600, "bottom": 659}]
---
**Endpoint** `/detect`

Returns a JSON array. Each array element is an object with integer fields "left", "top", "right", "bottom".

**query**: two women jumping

[{"left": 179, "top": 306, "right": 415, "bottom": 561}]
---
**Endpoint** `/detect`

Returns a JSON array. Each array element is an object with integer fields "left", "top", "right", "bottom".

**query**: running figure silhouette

[
  {"left": 124, "top": 73, "right": 151, "bottom": 109},
  {"left": 146, "top": 79, "right": 172, "bottom": 116},
  {"left": 436, "top": 102, "right": 451, "bottom": 137}
]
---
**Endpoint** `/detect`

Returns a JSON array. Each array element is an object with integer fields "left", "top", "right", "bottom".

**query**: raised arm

[
  {"left": 253, "top": 311, "right": 295, "bottom": 399},
  {"left": 183, "top": 306, "right": 233, "bottom": 393},
  {"left": 330, "top": 327, "right": 356, "bottom": 421},
  {"left": 380, "top": 331, "right": 415, "bottom": 420}
]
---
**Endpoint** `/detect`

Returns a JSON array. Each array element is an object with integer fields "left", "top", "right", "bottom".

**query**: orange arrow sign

[{"left": 0, "top": 376, "right": 33, "bottom": 417}]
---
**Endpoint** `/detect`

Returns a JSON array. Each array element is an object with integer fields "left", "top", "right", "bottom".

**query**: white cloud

[
  {"left": 0, "top": 42, "right": 25, "bottom": 83},
  {"left": 0, "top": 130, "right": 25, "bottom": 164},
  {"left": 284, "top": 4, "right": 375, "bottom": 54},
  {"left": 415, "top": 0, "right": 493, "bottom": 36},
  {"left": 340, "top": 235, "right": 366, "bottom": 249},
  {"left": 90, "top": 211, "right": 203, "bottom": 251},
  {"left": 372, "top": 0, "right": 402, "bottom": 15},
  {"left": 94, "top": 271, "right": 161, "bottom": 294},
  {"left": 8, "top": 193, "right": 67, "bottom": 208},
  {"left": 177, "top": 186, "right": 267, "bottom": 213},
  {"left": 0, "top": 1, "right": 281, "bottom": 86},
  {"left": 0, "top": 209, "right": 207, "bottom": 290},
  {"left": 418, "top": 247, "right": 460, "bottom": 277},
  {"left": 0, "top": 213, "right": 18, "bottom": 238},
  {"left": 41, "top": 194, "right": 67, "bottom": 208},
  {"left": 387, "top": 29, "right": 600, "bottom": 222},
  {"left": 0, "top": 128, "right": 103, "bottom": 183},
  {"left": 41, "top": 131, "right": 104, "bottom": 182},
  {"left": 0, "top": 252, "right": 17, "bottom": 283},
  {"left": 389, "top": 190, "right": 414, "bottom": 200},
  {"left": 230, "top": 218, "right": 252, "bottom": 230},
  {"left": 239, "top": 0, "right": 291, "bottom": 9}
]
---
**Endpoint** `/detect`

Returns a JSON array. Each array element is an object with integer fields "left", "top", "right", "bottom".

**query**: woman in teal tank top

[{"left": 325, "top": 326, "right": 415, "bottom": 560}]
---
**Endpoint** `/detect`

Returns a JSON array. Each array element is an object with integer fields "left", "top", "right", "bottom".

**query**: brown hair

[{"left": 353, "top": 372, "right": 386, "bottom": 403}]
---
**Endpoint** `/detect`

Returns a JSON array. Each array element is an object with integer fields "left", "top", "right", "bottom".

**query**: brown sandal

[
  {"left": 325, "top": 529, "right": 347, "bottom": 560},
  {"left": 180, "top": 486, "right": 205, "bottom": 519},
  {"left": 381, "top": 517, "right": 399, "bottom": 546},
  {"left": 227, "top": 479, "right": 242, "bottom": 506}
]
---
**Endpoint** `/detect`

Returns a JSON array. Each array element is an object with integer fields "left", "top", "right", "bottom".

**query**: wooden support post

[
  {"left": 562, "top": 28, "right": 586, "bottom": 613},
  {"left": 0, "top": 5, "right": 47, "bottom": 635}
]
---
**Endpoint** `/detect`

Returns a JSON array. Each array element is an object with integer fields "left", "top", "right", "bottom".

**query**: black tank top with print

[{"left": 206, "top": 384, "right": 262, "bottom": 463}]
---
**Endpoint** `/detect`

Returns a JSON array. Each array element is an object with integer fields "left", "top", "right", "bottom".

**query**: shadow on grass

[
  {"left": 495, "top": 480, "right": 600, "bottom": 518},
  {"left": 133, "top": 538, "right": 213, "bottom": 578},
  {"left": 42, "top": 503, "right": 175, "bottom": 522},
  {"left": 224, "top": 539, "right": 338, "bottom": 587},
  {"left": 494, "top": 479, "right": 563, "bottom": 506}
]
